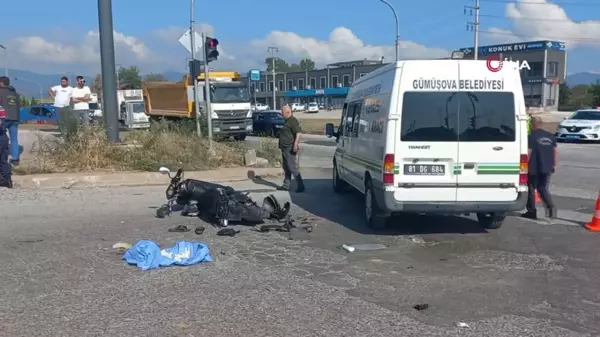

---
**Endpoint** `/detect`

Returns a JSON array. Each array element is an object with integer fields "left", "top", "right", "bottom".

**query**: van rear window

[{"left": 400, "top": 92, "right": 516, "bottom": 142}]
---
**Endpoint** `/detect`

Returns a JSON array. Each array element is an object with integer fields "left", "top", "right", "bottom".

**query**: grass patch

[
  {"left": 300, "top": 118, "right": 338, "bottom": 135},
  {"left": 14, "top": 121, "right": 251, "bottom": 175}
]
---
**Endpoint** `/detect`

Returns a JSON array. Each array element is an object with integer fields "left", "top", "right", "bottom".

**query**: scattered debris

[
  {"left": 113, "top": 242, "right": 133, "bottom": 251},
  {"left": 123, "top": 240, "right": 213, "bottom": 270},
  {"left": 217, "top": 228, "right": 240, "bottom": 237},
  {"left": 409, "top": 236, "right": 426, "bottom": 245},
  {"left": 258, "top": 224, "right": 291, "bottom": 232},
  {"left": 406, "top": 266, "right": 414, "bottom": 269},
  {"left": 454, "top": 322, "right": 470, "bottom": 328},
  {"left": 341, "top": 244, "right": 355, "bottom": 253},
  {"left": 169, "top": 225, "right": 190, "bottom": 233},
  {"left": 17, "top": 239, "right": 44, "bottom": 244},
  {"left": 301, "top": 225, "right": 313, "bottom": 233},
  {"left": 440, "top": 258, "right": 448, "bottom": 261},
  {"left": 194, "top": 226, "right": 205, "bottom": 235},
  {"left": 351, "top": 243, "right": 387, "bottom": 251},
  {"left": 413, "top": 304, "right": 429, "bottom": 311}
]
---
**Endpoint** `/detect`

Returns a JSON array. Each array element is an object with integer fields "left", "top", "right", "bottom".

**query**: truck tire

[
  {"left": 365, "top": 179, "right": 388, "bottom": 230},
  {"left": 477, "top": 212, "right": 505, "bottom": 229},
  {"left": 234, "top": 135, "right": 247, "bottom": 141}
]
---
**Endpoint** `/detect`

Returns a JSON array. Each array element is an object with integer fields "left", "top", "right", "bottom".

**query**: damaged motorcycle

[{"left": 156, "top": 167, "right": 291, "bottom": 226}]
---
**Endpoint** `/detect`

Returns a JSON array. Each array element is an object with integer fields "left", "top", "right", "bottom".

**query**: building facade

[
  {"left": 241, "top": 60, "right": 387, "bottom": 109},
  {"left": 456, "top": 40, "right": 566, "bottom": 109}
]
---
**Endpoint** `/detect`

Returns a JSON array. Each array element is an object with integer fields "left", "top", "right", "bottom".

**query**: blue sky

[{"left": 0, "top": 0, "right": 598, "bottom": 75}]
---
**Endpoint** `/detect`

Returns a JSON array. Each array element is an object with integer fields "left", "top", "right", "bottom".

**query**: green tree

[
  {"left": 20, "top": 96, "right": 29, "bottom": 107},
  {"left": 265, "top": 57, "right": 290, "bottom": 72},
  {"left": 299, "top": 58, "right": 315, "bottom": 71},
  {"left": 590, "top": 81, "right": 600, "bottom": 107},
  {"left": 117, "top": 66, "right": 142, "bottom": 89},
  {"left": 91, "top": 74, "right": 103, "bottom": 94},
  {"left": 30, "top": 96, "right": 38, "bottom": 105},
  {"left": 558, "top": 83, "right": 572, "bottom": 110},
  {"left": 143, "top": 73, "right": 168, "bottom": 82}
]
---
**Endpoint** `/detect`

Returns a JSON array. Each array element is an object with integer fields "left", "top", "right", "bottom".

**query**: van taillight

[
  {"left": 519, "top": 154, "right": 528, "bottom": 185},
  {"left": 383, "top": 154, "right": 395, "bottom": 185}
]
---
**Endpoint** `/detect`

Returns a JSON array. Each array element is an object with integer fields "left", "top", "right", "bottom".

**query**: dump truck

[{"left": 143, "top": 71, "right": 253, "bottom": 140}]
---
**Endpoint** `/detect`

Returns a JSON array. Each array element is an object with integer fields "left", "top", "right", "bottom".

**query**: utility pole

[
  {"left": 190, "top": 0, "right": 202, "bottom": 137},
  {"left": 378, "top": 0, "right": 400, "bottom": 62},
  {"left": 465, "top": 0, "right": 480, "bottom": 60},
  {"left": 0, "top": 45, "right": 7, "bottom": 76},
  {"left": 97, "top": 0, "right": 120, "bottom": 142},
  {"left": 203, "top": 32, "right": 213, "bottom": 153},
  {"left": 268, "top": 47, "right": 278, "bottom": 110}
]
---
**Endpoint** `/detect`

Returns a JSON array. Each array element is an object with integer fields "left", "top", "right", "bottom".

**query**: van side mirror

[{"left": 325, "top": 123, "right": 336, "bottom": 138}]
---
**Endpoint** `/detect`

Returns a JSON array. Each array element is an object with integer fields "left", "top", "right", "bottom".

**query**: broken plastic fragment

[
  {"left": 351, "top": 243, "right": 387, "bottom": 251},
  {"left": 113, "top": 242, "right": 132, "bottom": 250},
  {"left": 454, "top": 322, "right": 470, "bottom": 328},
  {"left": 341, "top": 244, "right": 355, "bottom": 252}
]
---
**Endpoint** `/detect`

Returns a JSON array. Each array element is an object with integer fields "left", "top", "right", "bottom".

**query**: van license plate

[{"left": 403, "top": 164, "right": 445, "bottom": 176}]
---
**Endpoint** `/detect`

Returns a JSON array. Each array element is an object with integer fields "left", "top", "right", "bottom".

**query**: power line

[
  {"left": 479, "top": 0, "right": 600, "bottom": 6},
  {"left": 479, "top": 29, "right": 600, "bottom": 42},
  {"left": 478, "top": 13, "right": 587, "bottom": 22}
]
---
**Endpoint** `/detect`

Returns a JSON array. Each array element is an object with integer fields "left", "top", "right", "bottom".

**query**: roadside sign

[
  {"left": 178, "top": 29, "right": 203, "bottom": 55},
  {"left": 249, "top": 69, "right": 260, "bottom": 81}
]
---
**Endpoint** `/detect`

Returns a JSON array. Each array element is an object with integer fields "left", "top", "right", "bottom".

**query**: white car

[
  {"left": 556, "top": 109, "right": 600, "bottom": 142},
  {"left": 291, "top": 103, "right": 305, "bottom": 112},
  {"left": 307, "top": 102, "right": 319, "bottom": 113},
  {"left": 252, "top": 103, "right": 269, "bottom": 111}
]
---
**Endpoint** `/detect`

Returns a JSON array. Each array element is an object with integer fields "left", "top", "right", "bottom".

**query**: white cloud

[
  {"left": 486, "top": 0, "right": 600, "bottom": 49},
  {"left": 248, "top": 27, "right": 449, "bottom": 66},
  {"left": 9, "top": 30, "right": 151, "bottom": 65}
]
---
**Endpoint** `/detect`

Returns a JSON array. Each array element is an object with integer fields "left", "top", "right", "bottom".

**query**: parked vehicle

[
  {"left": 252, "top": 110, "right": 285, "bottom": 137},
  {"left": 307, "top": 102, "right": 319, "bottom": 113},
  {"left": 252, "top": 103, "right": 269, "bottom": 111},
  {"left": 555, "top": 108, "right": 600, "bottom": 142},
  {"left": 290, "top": 102, "right": 305, "bottom": 112},
  {"left": 19, "top": 105, "right": 59, "bottom": 124}
]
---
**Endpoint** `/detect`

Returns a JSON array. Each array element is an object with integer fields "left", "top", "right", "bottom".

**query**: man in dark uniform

[
  {"left": 522, "top": 117, "right": 557, "bottom": 219},
  {"left": 0, "top": 76, "right": 21, "bottom": 165},
  {"left": 0, "top": 110, "right": 13, "bottom": 188},
  {"left": 277, "top": 105, "right": 305, "bottom": 192}
]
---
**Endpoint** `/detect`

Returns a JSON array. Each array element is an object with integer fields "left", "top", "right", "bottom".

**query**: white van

[{"left": 325, "top": 60, "right": 529, "bottom": 230}]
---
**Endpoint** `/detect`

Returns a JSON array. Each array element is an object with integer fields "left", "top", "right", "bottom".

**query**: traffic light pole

[
  {"left": 189, "top": 0, "right": 202, "bottom": 137},
  {"left": 202, "top": 32, "right": 214, "bottom": 153}
]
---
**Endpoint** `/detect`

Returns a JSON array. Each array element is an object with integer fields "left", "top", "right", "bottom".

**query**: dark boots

[{"left": 277, "top": 174, "right": 305, "bottom": 193}]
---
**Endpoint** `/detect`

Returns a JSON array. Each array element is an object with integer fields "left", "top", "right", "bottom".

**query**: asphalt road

[{"left": 1, "top": 168, "right": 600, "bottom": 336}]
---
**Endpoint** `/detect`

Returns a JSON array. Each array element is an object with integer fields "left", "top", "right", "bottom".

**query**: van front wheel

[
  {"left": 477, "top": 212, "right": 505, "bottom": 229},
  {"left": 332, "top": 162, "right": 347, "bottom": 193},
  {"left": 365, "top": 180, "right": 388, "bottom": 230}
]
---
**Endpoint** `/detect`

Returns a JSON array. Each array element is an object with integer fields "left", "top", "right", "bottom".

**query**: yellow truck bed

[{"left": 143, "top": 79, "right": 193, "bottom": 118}]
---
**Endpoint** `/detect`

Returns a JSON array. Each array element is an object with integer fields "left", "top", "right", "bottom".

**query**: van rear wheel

[
  {"left": 477, "top": 212, "right": 505, "bottom": 229},
  {"left": 365, "top": 180, "right": 388, "bottom": 230}
]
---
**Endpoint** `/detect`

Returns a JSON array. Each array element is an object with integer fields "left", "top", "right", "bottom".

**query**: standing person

[
  {"left": 49, "top": 76, "right": 74, "bottom": 135},
  {"left": 522, "top": 117, "right": 557, "bottom": 219},
  {"left": 71, "top": 75, "right": 92, "bottom": 125},
  {"left": 277, "top": 105, "right": 305, "bottom": 192},
  {"left": 0, "top": 110, "right": 12, "bottom": 188},
  {"left": 0, "top": 76, "right": 21, "bottom": 165}
]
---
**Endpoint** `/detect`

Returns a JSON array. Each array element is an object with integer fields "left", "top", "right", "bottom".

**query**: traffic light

[
  {"left": 469, "top": 116, "right": 476, "bottom": 129},
  {"left": 205, "top": 37, "right": 219, "bottom": 63},
  {"left": 189, "top": 59, "right": 203, "bottom": 80}
]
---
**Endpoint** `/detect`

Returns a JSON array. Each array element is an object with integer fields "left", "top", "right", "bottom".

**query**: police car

[
  {"left": 555, "top": 108, "right": 600, "bottom": 142},
  {"left": 325, "top": 59, "right": 529, "bottom": 230}
]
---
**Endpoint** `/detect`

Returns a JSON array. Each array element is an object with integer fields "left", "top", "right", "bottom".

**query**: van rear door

[
  {"left": 455, "top": 61, "right": 520, "bottom": 202},
  {"left": 394, "top": 62, "right": 459, "bottom": 203}
]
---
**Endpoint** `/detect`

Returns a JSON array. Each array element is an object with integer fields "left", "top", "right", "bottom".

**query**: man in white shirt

[
  {"left": 71, "top": 76, "right": 92, "bottom": 125},
  {"left": 49, "top": 76, "right": 75, "bottom": 136}
]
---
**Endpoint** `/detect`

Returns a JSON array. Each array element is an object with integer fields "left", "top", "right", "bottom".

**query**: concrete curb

[{"left": 13, "top": 167, "right": 283, "bottom": 189}]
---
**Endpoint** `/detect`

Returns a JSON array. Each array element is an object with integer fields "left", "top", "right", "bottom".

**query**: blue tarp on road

[{"left": 123, "top": 240, "right": 214, "bottom": 270}]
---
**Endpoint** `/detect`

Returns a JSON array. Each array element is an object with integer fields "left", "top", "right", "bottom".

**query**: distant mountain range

[{"left": 4, "top": 68, "right": 600, "bottom": 98}]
